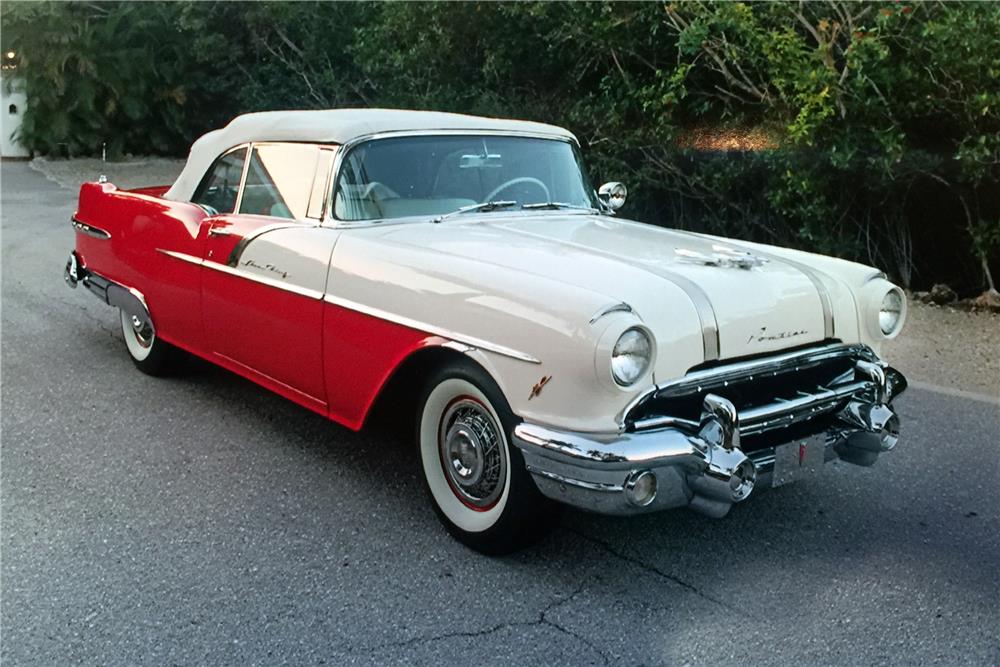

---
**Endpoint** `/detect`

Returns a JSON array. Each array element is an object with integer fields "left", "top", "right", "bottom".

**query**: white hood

[{"left": 377, "top": 213, "right": 849, "bottom": 363}]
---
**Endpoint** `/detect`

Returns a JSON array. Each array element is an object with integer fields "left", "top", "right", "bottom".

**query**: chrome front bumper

[{"left": 513, "top": 354, "right": 907, "bottom": 518}]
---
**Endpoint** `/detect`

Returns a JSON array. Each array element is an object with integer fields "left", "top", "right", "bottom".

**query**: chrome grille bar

[
  {"left": 630, "top": 378, "right": 875, "bottom": 436},
  {"left": 654, "top": 343, "right": 873, "bottom": 399},
  {"left": 738, "top": 379, "right": 872, "bottom": 435},
  {"left": 621, "top": 343, "right": 878, "bottom": 429}
]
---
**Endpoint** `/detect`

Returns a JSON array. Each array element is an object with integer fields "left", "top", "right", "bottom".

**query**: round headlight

[
  {"left": 611, "top": 327, "right": 652, "bottom": 386},
  {"left": 879, "top": 289, "right": 904, "bottom": 335}
]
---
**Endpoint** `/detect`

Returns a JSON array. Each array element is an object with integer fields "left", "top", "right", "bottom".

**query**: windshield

[{"left": 333, "top": 135, "right": 597, "bottom": 221}]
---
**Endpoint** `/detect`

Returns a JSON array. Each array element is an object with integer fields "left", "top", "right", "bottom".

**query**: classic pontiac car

[{"left": 66, "top": 109, "right": 907, "bottom": 553}]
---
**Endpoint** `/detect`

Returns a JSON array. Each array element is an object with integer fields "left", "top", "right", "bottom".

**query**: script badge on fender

[{"left": 772, "top": 434, "right": 826, "bottom": 487}]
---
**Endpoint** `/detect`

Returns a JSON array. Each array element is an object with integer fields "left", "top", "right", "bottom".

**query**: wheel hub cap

[
  {"left": 446, "top": 423, "right": 485, "bottom": 484},
  {"left": 439, "top": 399, "right": 506, "bottom": 509},
  {"left": 130, "top": 316, "right": 154, "bottom": 349}
]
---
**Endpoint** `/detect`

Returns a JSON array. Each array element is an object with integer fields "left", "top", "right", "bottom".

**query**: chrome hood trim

[{"left": 409, "top": 214, "right": 837, "bottom": 364}]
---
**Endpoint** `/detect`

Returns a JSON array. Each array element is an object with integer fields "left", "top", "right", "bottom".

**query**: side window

[
  {"left": 239, "top": 144, "right": 322, "bottom": 220},
  {"left": 191, "top": 147, "right": 247, "bottom": 215}
]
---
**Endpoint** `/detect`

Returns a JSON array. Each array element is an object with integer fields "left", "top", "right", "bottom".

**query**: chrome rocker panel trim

[{"left": 514, "top": 353, "right": 906, "bottom": 518}]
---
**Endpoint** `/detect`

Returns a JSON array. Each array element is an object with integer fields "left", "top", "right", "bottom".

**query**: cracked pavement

[{"left": 2, "top": 161, "right": 998, "bottom": 665}]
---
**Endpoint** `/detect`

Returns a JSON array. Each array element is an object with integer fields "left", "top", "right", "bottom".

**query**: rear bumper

[
  {"left": 65, "top": 250, "right": 153, "bottom": 331},
  {"left": 513, "top": 359, "right": 907, "bottom": 517}
]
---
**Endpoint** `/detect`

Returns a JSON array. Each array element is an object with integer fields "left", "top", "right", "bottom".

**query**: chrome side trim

[
  {"left": 208, "top": 261, "right": 325, "bottom": 300},
  {"left": 70, "top": 217, "right": 111, "bottom": 240},
  {"left": 225, "top": 222, "right": 306, "bottom": 267},
  {"left": 159, "top": 247, "right": 539, "bottom": 361},
  {"left": 158, "top": 249, "right": 202, "bottom": 266},
  {"left": 156, "top": 249, "right": 325, "bottom": 300},
  {"left": 322, "top": 293, "right": 542, "bottom": 364}
]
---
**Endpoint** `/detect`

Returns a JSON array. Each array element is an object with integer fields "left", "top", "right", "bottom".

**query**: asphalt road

[{"left": 2, "top": 161, "right": 998, "bottom": 666}]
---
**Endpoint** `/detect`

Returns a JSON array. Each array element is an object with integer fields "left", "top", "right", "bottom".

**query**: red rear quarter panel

[{"left": 75, "top": 181, "right": 208, "bottom": 349}]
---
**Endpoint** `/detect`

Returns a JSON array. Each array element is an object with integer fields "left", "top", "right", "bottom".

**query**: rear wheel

[
  {"left": 417, "top": 360, "right": 559, "bottom": 554},
  {"left": 120, "top": 309, "right": 179, "bottom": 376}
]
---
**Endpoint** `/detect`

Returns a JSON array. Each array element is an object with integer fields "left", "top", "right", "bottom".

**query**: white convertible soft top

[{"left": 164, "top": 108, "right": 576, "bottom": 201}]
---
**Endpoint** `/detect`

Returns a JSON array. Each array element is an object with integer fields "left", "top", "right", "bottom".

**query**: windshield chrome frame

[{"left": 322, "top": 130, "right": 588, "bottom": 229}]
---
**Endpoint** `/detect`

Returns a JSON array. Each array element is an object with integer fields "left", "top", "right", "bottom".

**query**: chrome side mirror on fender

[{"left": 598, "top": 182, "right": 627, "bottom": 212}]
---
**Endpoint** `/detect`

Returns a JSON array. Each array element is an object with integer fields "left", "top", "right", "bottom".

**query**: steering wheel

[
  {"left": 361, "top": 181, "right": 398, "bottom": 201},
  {"left": 483, "top": 177, "right": 550, "bottom": 204}
]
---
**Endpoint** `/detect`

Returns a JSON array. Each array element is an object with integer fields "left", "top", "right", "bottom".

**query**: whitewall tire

[
  {"left": 120, "top": 308, "right": 179, "bottom": 376},
  {"left": 417, "top": 360, "right": 559, "bottom": 554}
]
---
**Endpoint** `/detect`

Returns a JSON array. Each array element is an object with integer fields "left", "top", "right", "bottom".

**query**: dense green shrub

[
  {"left": 0, "top": 2, "right": 232, "bottom": 156},
  {"left": 2, "top": 1, "right": 997, "bottom": 293}
]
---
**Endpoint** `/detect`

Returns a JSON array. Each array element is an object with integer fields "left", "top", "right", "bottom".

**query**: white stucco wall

[{"left": 1, "top": 74, "right": 30, "bottom": 157}]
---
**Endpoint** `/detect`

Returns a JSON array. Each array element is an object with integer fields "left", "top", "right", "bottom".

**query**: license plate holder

[{"left": 772, "top": 435, "right": 826, "bottom": 488}]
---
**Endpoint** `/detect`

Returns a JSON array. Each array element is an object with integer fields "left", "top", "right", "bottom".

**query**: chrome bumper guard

[
  {"left": 513, "top": 353, "right": 907, "bottom": 518},
  {"left": 65, "top": 251, "right": 153, "bottom": 332}
]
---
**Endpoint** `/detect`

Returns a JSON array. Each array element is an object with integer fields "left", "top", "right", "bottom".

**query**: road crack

[
  {"left": 339, "top": 583, "right": 610, "bottom": 664},
  {"left": 539, "top": 583, "right": 611, "bottom": 665},
  {"left": 565, "top": 527, "right": 730, "bottom": 609}
]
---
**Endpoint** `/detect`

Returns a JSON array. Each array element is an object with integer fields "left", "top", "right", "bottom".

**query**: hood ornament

[{"left": 674, "top": 244, "right": 769, "bottom": 270}]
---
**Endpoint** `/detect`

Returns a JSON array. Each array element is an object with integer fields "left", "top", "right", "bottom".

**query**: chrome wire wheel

[
  {"left": 419, "top": 376, "right": 513, "bottom": 534},
  {"left": 438, "top": 397, "right": 507, "bottom": 511},
  {"left": 418, "top": 363, "right": 559, "bottom": 553}
]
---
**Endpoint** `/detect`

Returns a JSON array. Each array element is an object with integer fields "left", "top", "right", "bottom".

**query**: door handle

[{"left": 208, "top": 225, "right": 233, "bottom": 237}]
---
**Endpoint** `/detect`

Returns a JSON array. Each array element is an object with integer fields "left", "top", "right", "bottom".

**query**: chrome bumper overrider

[
  {"left": 64, "top": 251, "right": 154, "bottom": 331},
  {"left": 513, "top": 353, "right": 907, "bottom": 518}
]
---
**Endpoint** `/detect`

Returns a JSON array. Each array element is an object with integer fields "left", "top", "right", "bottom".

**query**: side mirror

[{"left": 598, "top": 182, "right": 627, "bottom": 211}]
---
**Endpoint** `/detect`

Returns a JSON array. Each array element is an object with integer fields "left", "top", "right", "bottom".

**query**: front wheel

[
  {"left": 417, "top": 361, "right": 559, "bottom": 555},
  {"left": 120, "top": 309, "right": 180, "bottom": 376}
]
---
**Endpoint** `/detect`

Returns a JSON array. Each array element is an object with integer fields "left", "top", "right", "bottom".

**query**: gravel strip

[
  {"left": 29, "top": 156, "right": 184, "bottom": 191},
  {"left": 889, "top": 301, "right": 998, "bottom": 397}
]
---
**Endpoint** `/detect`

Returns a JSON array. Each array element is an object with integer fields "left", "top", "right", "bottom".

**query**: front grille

[{"left": 625, "top": 344, "right": 878, "bottom": 451}]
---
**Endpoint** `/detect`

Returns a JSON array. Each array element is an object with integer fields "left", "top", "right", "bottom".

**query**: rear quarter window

[{"left": 191, "top": 147, "right": 247, "bottom": 214}]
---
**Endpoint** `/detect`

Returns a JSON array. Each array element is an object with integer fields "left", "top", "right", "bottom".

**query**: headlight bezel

[
  {"left": 860, "top": 278, "right": 907, "bottom": 344},
  {"left": 611, "top": 327, "right": 653, "bottom": 387},
  {"left": 878, "top": 288, "right": 905, "bottom": 336},
  {"left": 872, "top": 283, "right": 906, "bottom": 340},
  {"left": 595, "top": 323, "right": 656, "bottom": 390}
]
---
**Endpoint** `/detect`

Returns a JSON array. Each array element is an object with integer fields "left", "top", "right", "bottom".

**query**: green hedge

[{"left": 3, "top": 1, "right": 997, "bottom": 293}]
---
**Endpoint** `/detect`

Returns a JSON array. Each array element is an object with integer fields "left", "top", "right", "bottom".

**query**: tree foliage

[{"left": 2, "top": 1, "right": 997, "bottom": 292}]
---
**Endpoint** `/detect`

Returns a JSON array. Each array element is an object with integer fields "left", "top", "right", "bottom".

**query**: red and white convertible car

[{"left": 66, "top": 109, "right": 907, "bottom": 553}]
